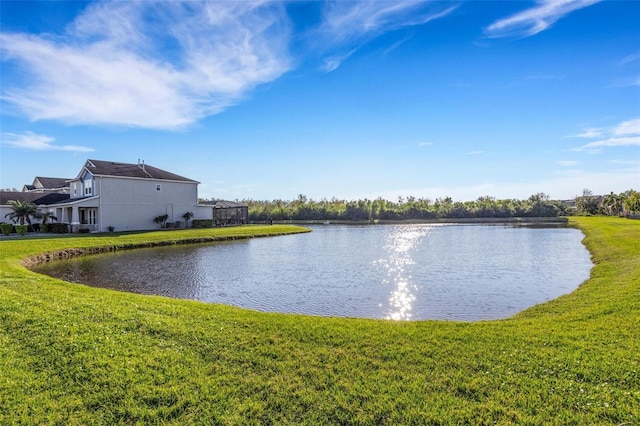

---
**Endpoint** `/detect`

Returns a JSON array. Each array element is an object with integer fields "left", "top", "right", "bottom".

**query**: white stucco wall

[
  {"left": 96, "top": 176, "right": 202, "bottom": 232},
  {"left": 194, "top": 205, "right": 213, "bottom": 220},
  {"left": 0, "top": 206, "right": 13, "bottom": 224}
]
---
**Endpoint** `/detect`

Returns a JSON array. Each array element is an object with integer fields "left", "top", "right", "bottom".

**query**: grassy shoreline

[
  {"left": 1, "top": 218, "right": 638, "bottom": 424},
  {"left": 15, "top": 225, "right": 311, "bottom": 268}
]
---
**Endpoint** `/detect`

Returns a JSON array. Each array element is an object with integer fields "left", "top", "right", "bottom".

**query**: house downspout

[{"left": 99, "top": 177, "right": 103, "bottom": 232}]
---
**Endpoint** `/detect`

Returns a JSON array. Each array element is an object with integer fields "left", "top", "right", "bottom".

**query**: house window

[
  {"left": 84, "top": 179, "right": 93, "bottom": 196},
  {"left": 81, "top": 209, "right": 97, "bottom": 225},
  {"left": 87, "top": 209, "right": 96, "bottom": 225},
  {"left": 156, "top": 184, "right": 161, "bottom": 191},
  {"left": 73, "top": 183, "right": 77, "bottom": 196}
]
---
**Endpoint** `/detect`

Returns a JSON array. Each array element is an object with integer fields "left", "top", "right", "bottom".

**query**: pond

[{"left": 33, "top": 224, "right": 593, "bottom": 321}]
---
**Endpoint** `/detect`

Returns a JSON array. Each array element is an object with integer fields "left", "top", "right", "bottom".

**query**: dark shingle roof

[
  {"left": 83, "top": 159, "right": 197, "bottom": 183},
  {"left": 32, "top": 193, "right": 72, "bottom": 205},
  {"left": 200, "top": 200, "right": 248, "bottom": 208},
  {"left": 0, "top": 191, "right": 70, "bottom": 205},
  {"left": 35, "top": 177, "right": 70, "bottom": 189}
]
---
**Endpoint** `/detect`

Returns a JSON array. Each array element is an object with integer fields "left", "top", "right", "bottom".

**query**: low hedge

[
  {"left": 192, "top": 219, "right": 214, "bottom": 228},
  {"left": 50, "top": 223, "right": 69, "bottom": 234}
]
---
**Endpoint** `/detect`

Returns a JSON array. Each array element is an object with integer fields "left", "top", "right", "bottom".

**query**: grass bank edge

[{"left": 0, "top": 225, "right": 310, "bottom": 268}]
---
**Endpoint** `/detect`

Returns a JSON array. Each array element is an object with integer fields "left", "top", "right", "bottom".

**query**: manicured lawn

[{"left": 0, "top": 219, "right": 638, "bottom": 424}]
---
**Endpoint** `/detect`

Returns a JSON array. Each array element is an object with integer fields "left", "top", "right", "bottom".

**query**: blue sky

[{"left": 1, "top": 0, "right": 638, "bottom": 201}]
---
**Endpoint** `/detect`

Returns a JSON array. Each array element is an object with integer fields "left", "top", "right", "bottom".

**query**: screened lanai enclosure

[{"left": 206, "top": 200, "right": 248, "bottom": 226}]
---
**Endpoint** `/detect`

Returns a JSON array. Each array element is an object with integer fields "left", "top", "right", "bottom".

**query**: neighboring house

[
  {"left": 22, "top": 176, "right": 71, "bottom": 193},
  {"left": 0, "top": 192, "right": 70, "bottom": 225},
  {"left": 2, "top": 159, "right": 239, "bottom": 233}
]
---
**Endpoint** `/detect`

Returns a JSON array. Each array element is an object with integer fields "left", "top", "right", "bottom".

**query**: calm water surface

[{"left": 34, "top": 224, "right": 592, "bottom": 321}]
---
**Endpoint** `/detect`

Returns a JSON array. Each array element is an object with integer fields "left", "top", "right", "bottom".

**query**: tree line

[{"left": 238, "top": 190, "right": 640, "bottom": 222}]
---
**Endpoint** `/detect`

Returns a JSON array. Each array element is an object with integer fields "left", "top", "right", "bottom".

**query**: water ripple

[{"left": 34, "top": 225, "right": 593, "bottom": 321}]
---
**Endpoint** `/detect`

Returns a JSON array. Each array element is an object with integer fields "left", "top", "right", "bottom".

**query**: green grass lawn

[{"left": 0, "top": 219, "right": 638, "bottom": 424}]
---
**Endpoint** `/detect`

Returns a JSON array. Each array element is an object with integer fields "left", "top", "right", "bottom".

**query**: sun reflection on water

[{"left": 375, "top": 226, "right": 431, "bottom": 320}]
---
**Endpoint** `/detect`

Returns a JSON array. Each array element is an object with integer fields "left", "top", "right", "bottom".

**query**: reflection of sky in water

[
  {"left": 375, "top": 226, "right": 431, "bottom": 320},
  {"left": 34, "top": 224, "right": 593, "bottom": 321}
]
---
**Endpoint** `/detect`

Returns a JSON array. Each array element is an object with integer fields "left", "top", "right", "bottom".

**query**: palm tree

[
  {"left": 602, "top": 192, "right": 623, "bottom": 216},
  {"left": 623, "top": 190, "right": 640, "bottom": 215},
  {"left": 34, "top": 210, "right": 58, "bottom": 225},
  {"left": 33, "top": 210, "right": 58, "bottom": 232},
  {"left": 4, "top": 200, "right": 38, "bottom": 226},
  {"left": 182, "top": 211, "right": 194, "bottom": 228}
]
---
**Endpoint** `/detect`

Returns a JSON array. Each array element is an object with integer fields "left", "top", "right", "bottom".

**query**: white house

[{"left": 2, "top": 159, "right": 225, "bottom": 233}]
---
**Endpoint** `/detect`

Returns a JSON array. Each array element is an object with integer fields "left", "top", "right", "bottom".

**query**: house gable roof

[
  {"left": 34, "top": 177, "right": 70, "bottom": 189},
  {"left": 79, "top": 159, "right": 198, "bottom": 183}
]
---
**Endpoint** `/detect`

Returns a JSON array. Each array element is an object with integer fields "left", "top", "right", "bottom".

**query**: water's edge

[
  {"left": 22, "top": 231, "right": 308, "bottom": 269},
  {"left": 30, "top": 223, "right": 592, "bottom": 321},
  {"left": 273, "top": 217, "right": 570, "bottom": 226}
]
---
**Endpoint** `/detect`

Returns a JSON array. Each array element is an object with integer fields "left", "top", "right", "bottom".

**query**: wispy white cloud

[
  {"left": 381, "top": 37, "right": 411, "bottom": 58},
  {"left": 466, "top": 150, "right": 484, "bottom": 156},
  {"left": 613, "top": 117, "right": 640, "bottom": 136},
  {"left": 620, "top": 51, "right": 640, "bottom": 66},
  {"left": 557, "top": 160, "right": 579, "bottom": 167},
  {"left": 611, "top": 53, "right": 640, "bottom": 87},
  {"left": 322, "top": 49, "right": 357, "bottom": 73},
  {"left": 574, "top": 136, "right": 640, "bottom": 153},
  {"left": 0, "top": 1, "right": 291, "bottom": 129},
  {"left": 320, "top": 1, "right": 457, "bottom": 43},
  {"left": 2, "top": 131, "right": 94, "bottom": 152},
  {"left": 0, "top": 1, "right": 458, "bottom": 119},
  {"left": 609, "top": 76, "right": 640, "bottom": 88},
  {"left": 609, "top": 159, "right": 640, "bottom": 166},
  {"left": 317, "top": 1, "right": 458, "bottom": 71},
  {"left": 571, "top": 116, "right": 640, "bottom": 153},
  {"left": 568, "top": 127, "right": 604, "bottom": 138},
  {"left": 485, "top": 0, "right": 601, "bottom": 38},
  {"left": 418, "top": 142, "right": 434, "bottom": 147}
]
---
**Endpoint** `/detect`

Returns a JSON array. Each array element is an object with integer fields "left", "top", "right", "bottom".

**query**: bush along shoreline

[{"left": 0, "top": 218, "right": 638, "bottom": 424}]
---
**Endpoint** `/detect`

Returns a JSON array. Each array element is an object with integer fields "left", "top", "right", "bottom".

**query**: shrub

[
  {"left": 182, "top": 211, "right": 194, "bottom": 228},
  {"left": 79, "top": 228, "right": 91, "bottom": 234},
  {"left": 39, "top": 223, "right": 48, "bottom": 233},
  {"left": 192, "top": 219, "right": 214, "bottom": 228},
  {"left": 15, "top": 225, "right": 28, "bottom": 236},
  {"left": 153, "top": 214, "right": 169, "bottom": 228},
  {"left": 107, "top": 226, "right": 115, "bottom": 232},
  {"left": 50, "top": 223, "right": 69, "bottom": 234},
  {"left": 1, "top": 223, "right": 13, "bottom": 236}
]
